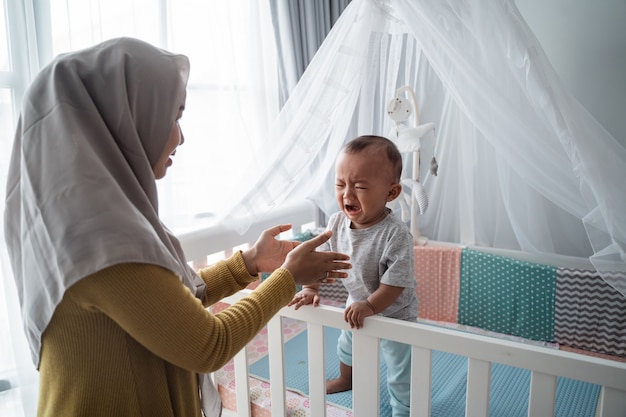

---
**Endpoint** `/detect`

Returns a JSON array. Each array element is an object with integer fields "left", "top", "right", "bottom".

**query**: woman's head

[
  {"left": 106, "top": 37, "right": 189, "bottom": 176},
  {"left": 93, "top": 38, "right": 190, "bottom": 179},
  {"left": 26, "top": 37, "right": 190, "bottom": 185},
  {"left": 4, "top": 38, "right": 201, "bottom": 366},
  {"left": 335, "top": 135, "right": 403, "bottom": 229}
]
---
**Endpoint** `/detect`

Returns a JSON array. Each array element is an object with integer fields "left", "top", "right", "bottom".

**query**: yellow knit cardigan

[{"left": 37, "top": 251, "right": 296, "bottom": 416}]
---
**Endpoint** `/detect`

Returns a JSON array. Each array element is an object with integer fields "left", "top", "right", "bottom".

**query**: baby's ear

[{"left": 387, "top": 183, "right": 403, "bottom": 202}]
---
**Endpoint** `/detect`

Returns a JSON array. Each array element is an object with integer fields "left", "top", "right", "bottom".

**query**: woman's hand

[
  {"left": 241, "top": 225, "right": 351, "bottom": 285},
  {"left": 242, "top": 224, "right": 298, "bottom": 276},
  {"left": 281, "top": 230, "right": 351, "bottom": 285}
]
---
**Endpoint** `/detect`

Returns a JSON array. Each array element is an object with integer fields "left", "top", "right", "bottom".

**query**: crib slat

[
  {"left": 465, "top": 358, "right": 491, "bottom": 417},
  {"left": 528, "top": 371, "right": 556, "bottom": 417},
  {"left": 233, "top": 346, "right": 251, "bottom": 416},
  {"left": 352, "top": 332, "right": 380, "bottom": 416},
  {"left": 598, "top": 386, "right": 626, "bottom": 417},
  {"left": 411, "top": 346, "right": 432, "bottom": 417},
  {"left": 267, "top": 316, "right": 286, "bottom": 416},
  {"left": 307, "top": 323, "right": 326, "bottom": 417}
]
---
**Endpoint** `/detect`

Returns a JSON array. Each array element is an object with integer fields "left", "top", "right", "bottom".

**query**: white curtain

[
  {"left": 269, "top": 0, "right": 351, "bottom": 107},
  {"left": 223, "top": 0, "right": 626, "bottom": 295},
  {"left": 0, "top": 1, "right": 278, "bottom": 415}
]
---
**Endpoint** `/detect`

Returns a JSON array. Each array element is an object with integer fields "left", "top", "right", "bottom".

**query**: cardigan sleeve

[
  {"left": 68, "top": 258, "right": 297, "bottom": 373},
  {"left": 196, "top": 251, "right": 260, "bottom": 306}
]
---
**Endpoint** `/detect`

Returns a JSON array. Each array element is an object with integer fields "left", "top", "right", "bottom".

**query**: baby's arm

[
  {"left": 344, "top": 283, "right": 404, "bottom": 329},
  {"left": 288, "top": 284, "right": 321, "bottom": 310}
]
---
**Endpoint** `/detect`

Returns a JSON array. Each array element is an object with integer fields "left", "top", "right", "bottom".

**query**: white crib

[{"left": 179, "top": 200, "right": 626, "bottom": 417}]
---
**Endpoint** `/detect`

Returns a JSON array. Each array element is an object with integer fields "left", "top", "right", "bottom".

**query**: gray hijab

[{"left": 4, "top": 37, "right": 219, "bottom": 414}]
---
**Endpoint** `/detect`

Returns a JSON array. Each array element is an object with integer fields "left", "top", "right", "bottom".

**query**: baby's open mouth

[{"left": 345, "top": 204, "right": 360, "bottom": 214}]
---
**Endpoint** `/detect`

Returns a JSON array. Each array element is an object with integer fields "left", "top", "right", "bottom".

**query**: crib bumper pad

[
  {"left": 555, "top": 268, "right": 626, "bottom": 357},
  {"left": 458, "top": 248, "right": 557, "bottom": 342},
  {"left": 414, "top": 245, "right": 461, "bottom": 323}
]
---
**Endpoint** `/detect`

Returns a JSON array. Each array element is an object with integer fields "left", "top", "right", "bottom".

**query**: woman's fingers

[
  {"left": 265, "top": 224, "right": 292, "bottom": 238},
  {"left": 298, "top": 231, "right": 347, "bottom": 259},
  {"left": 281, "top": 232, "right": 351, "bottom": 285}
]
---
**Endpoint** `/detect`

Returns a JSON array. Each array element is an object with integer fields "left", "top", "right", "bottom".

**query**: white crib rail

[{"left": 221, "top": 290, "right": 626, "bottom": 417}]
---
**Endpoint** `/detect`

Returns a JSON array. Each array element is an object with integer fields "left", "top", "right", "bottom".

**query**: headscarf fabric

[{"left": 3, "top": 38, "right": 213, "bottom": 405}]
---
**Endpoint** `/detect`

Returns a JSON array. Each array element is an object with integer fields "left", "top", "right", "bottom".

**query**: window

[{"left": 0, "top": 1, "right": 278, "bottom": 415}]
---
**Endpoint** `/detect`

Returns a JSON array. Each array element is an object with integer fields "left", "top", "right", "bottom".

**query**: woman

[{"left": 3, "top": 37, "right": 350, "bottom": 416}]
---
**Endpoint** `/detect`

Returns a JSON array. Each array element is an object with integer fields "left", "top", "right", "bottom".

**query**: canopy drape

[{"left": 223, "top": 0, "right": 626, "bottom": 295}]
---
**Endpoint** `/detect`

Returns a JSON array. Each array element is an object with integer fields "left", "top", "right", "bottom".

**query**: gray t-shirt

[{"left": 320, "top": 210, "right": 418, "bottom": 321}]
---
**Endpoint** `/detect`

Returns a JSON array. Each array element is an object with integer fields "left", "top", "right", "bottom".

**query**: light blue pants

[{"left": 337, "top": 329, "right": 411, "bottom": 417}]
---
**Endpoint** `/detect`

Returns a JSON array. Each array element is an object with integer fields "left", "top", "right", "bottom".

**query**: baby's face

[{"left": 334, "top": 150, "right": 397, "bottom": 229}]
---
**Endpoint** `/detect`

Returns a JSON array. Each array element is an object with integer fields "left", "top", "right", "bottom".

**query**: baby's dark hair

[{"left": 342, "top": 135, "right": 402, "bottom": 182}]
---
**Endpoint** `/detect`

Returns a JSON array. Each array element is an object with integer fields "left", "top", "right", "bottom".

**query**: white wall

[{"left": 516, "top": 0, "right": 626, "bottom": 147}]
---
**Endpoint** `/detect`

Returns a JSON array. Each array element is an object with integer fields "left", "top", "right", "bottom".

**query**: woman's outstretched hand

[
  {"left": 241, "top": 225, "right": 350, "bottom": 285},
  {"left": 281, "top": 230, "right": 350, "bottom": 285},
  {"left": 242, "top": 224, "right": 298, "bottom": 275}
]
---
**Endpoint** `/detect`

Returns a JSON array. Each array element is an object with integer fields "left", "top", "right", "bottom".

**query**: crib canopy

[{"left": 223, "top": 0, "right": 626, "bottom": 295}]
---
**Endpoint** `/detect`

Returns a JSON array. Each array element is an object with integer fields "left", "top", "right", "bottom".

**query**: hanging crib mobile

[{"left": 387, "top": 85, "right": 438, "bottom": 246}]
